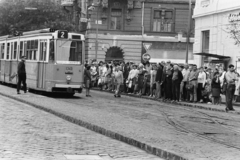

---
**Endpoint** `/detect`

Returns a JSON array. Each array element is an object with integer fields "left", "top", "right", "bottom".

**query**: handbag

[
  {"left": 128, "top": 80, "right": 132, "bottom": 88},
  {"left": 222, "top": 82, "right": 227, "bottom": 94},
  {"left": 186, "top": 83, "right": 194, "bottom": 92}
]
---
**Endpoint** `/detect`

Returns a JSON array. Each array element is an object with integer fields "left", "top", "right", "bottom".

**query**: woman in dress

[
  {"left": 149, "top": 64, "right": 157, "bottom": 97},
  {"left": 136, "top": 64, "right": 145, "bottom": 96},
  {"left": 114, "top": 65, "right": 123, "bottom": 97},
  {"left": 84, "top": 65, "right": 92, "bottom": 97},
  {"left": 211, "top": 72, "right": 221, "bottom": 105}
]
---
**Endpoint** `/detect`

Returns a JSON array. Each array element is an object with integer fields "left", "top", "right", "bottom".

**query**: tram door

[{"left": 37, "top": 40, "right": 47, "bottom": 89}]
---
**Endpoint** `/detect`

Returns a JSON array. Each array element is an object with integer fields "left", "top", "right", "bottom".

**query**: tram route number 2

[{"left": 58, "top": 30, "right": 68, "bottom": 39}]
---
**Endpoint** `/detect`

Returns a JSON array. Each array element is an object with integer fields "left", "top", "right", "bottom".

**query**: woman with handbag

[{"left": 211, "top": 72, "right": 221, "bottom": 105}]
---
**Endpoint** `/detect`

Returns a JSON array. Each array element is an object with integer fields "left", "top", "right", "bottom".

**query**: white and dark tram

[{"left": 0, "top": 28, "right": 85, "bottom": 96}]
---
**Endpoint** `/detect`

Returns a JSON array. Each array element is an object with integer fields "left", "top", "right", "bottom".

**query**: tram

[{"left": 0, "top": 28, "right": 85, "bottom": 96}]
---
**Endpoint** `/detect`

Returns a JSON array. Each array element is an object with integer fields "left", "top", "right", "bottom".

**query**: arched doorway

[{"left": 105, "top": 46, "right": 124, "bottom": 62}]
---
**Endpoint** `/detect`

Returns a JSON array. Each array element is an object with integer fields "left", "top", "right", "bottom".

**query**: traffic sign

[
  {"left": 143, "top": 43, "right": 152, "bottom": 51},
  {"left": 142, "top": 53, "right": 151, "bottom": 61}
]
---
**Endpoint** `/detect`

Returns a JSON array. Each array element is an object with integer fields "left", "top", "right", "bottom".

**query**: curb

[
  {"left": 91, "top": 88, "right": 240, "bottom": 115},
  {"left": 0, "top": 92, "right": 188, "bottom": 160}
]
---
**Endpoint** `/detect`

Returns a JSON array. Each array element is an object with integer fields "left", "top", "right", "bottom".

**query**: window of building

[
  {"left": 25, "top": 40, "right": 38, "bottom": 60},
  {"left": 110, "top": 9, "right": 122, "bottom": 30},
  {"left": 152, "top": 10, "right": 174, "bottom": 32},
  {"left": 202, "top": 30, "right": 210, "bottom": 53},
  {"left": 0, "top": 43, "right": 5, "bottom": 59}
]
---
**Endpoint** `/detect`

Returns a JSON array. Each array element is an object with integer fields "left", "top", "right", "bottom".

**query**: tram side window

[
  {"left": 69, "top": 41, "right": 82, "bottom": 62},
  {"left": 39, "top": 40, "right": 47, "bottom": 61},
  {"left": 6, "top": 43, "right": 10, "bottom": 60},
  {"left": 26, "top": 40, "right": 38, "bottom": 60},
  {"left": 10, "top": 42, "right": 14, "bottom": 60},
  {"left": 13, "top": 42, "right": 17, "bottom": 59},
  {"left": 49, "top": 40, "right": 55, "bottom": 61},
  {"left": 19, "top": 41, "right": 23, "bottom": 58},
  {"left": 0, "top": 43, "right": 5, "bottom": 59}
]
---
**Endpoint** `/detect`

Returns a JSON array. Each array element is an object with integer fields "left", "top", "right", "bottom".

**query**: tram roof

[{"left": 0, "top": 28, "right": 84, "bottom": 41}]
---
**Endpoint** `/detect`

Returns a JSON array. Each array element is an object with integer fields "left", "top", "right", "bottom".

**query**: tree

[
  {"left": 0, "top": 0, "right": 76, "bottom": 36},
  {"left": 226, "top": 22, "right": 240, "bottom": 46}
]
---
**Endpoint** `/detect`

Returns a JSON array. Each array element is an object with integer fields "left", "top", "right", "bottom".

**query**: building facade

[
  {"left": 193, "top": 0, "right": 240, "bottom": 70},
  {"left": 85, "top": 0, "right": 195, "bottom": 63}
]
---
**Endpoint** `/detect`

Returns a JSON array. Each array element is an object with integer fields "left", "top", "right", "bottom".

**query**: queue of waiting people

[{"left": 84, "top": 60, "right": 240, "bottom": 112}]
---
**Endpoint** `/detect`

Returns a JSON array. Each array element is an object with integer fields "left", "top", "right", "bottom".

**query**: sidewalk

[
  {"left": 0, "top": 84, "right": 240, "bottom": 160},
  {"left": 92, "top": 87, "right": 240, "bottom": 114}
]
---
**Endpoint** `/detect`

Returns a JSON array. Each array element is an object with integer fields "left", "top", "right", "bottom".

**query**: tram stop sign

[{"left": 142, "top": 53, "right": 151, "bottom": 62}]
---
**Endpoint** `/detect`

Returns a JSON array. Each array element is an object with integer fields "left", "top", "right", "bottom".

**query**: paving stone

[
  {"left": 0, "top": 95, "right": 163, "bottom": 160},
  {"left": 0, "top": 84, "right": 240, "bottom": 160}
]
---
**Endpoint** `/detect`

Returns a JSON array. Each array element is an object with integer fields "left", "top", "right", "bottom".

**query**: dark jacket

[
  {"left": 172, "top": 70, "right": 183, "bottom": 83},
  {"left": 123, "top": 65, "right": 130, "bottom": 79},
  {"left": 17, "top": 61, "right": 26, "bottom": 75},
  {"left": 212, "top": 77, "right": 221, "bottom": 89},
  {"left": 155, "top": 65, "right": 163, "bottom": 83},
  {"left": 84, "top": 69, "right": 91, "bottom": 82}
]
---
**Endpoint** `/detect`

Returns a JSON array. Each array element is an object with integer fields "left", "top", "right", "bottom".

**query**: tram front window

[{"left": 56, "top": 40, "right": 82, "bottom": 64}]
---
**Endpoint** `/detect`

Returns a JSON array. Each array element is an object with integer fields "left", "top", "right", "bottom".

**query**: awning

[{"left": 194, "top": 52, "right": 231, "bottom": 59}]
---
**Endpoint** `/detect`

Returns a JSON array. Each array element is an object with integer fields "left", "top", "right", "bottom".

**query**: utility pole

[
  {"left": 185, "top": 0, "right": 192, "bottom": 64},
  {"left": 95, "top": 4, "right": 99, "bottom": 60}
]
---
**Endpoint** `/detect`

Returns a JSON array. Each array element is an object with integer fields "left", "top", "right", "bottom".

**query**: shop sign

[
  {"left": 201, "top": 0, "right": 210, "bottom": 7},
  {"left": 61, "top": 0, "right": 75, "bottom": 6},
  {"left": 228, "top": 12, "right": 240, "bottom": 22},
  {"left": 142, "top": 53, "right": 151, "bottom": 61}
]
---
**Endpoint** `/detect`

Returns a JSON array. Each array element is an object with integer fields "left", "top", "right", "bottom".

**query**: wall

[{"left": 193, "top": 0, "right": 240, "bottom": 67}]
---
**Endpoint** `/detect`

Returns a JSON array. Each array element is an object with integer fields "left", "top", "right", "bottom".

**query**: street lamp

[
  {"left": 87, "top": 1, "right": 101, "bottom": 61},
  {"left": 185, "top": 0, "right": 192, "bottom": 64}
]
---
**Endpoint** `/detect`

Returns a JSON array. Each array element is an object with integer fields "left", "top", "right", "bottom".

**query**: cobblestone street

[
  {"left": 0, "top": 84, "right": 240, "bottom": 160},
  {"left": 0, "top": 95, "right": 163, "bottom": 160}
]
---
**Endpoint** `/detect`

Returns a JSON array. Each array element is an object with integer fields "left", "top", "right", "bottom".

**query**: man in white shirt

[
  {"left": 181, "top": 64, "right": 190, "bottom": 101},
  {"left": 197, "top": 67, "right": 206, "bottom": 102}
]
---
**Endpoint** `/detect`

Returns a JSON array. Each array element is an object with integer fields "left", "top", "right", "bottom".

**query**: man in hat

[{"left": 17, "top": 56, "right": 27, "bottom": 94}]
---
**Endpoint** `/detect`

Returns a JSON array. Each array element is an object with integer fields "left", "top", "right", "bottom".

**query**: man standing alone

[
  {"left": 225, "top": 64, "right": 238, "bottom": 111},
  {"left": 17, "top": 56, "right": 27, "bottom": 94}
]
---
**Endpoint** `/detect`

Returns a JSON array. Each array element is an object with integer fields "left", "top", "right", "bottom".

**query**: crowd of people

[{"left": 84, "top": 60, "right": 240, "bottom": 112}]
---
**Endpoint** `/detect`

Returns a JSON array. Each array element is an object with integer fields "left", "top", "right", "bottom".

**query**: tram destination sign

[{"left": 58, "top": 30, "right": 68, "bottom": 39}]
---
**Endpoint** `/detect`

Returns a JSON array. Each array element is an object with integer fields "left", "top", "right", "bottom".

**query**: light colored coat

[{"left": 114, "top": 71, "right": 123, "bottom": 84}]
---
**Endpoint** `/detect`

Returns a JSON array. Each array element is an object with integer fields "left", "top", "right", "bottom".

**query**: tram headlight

[{"left": 66, "top": 75, "right": 72, "bottom": 82}]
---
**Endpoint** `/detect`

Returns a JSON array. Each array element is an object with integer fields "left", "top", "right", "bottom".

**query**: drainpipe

[{"left": 141, "top": 2, "right": 145, "bottom": 36}]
